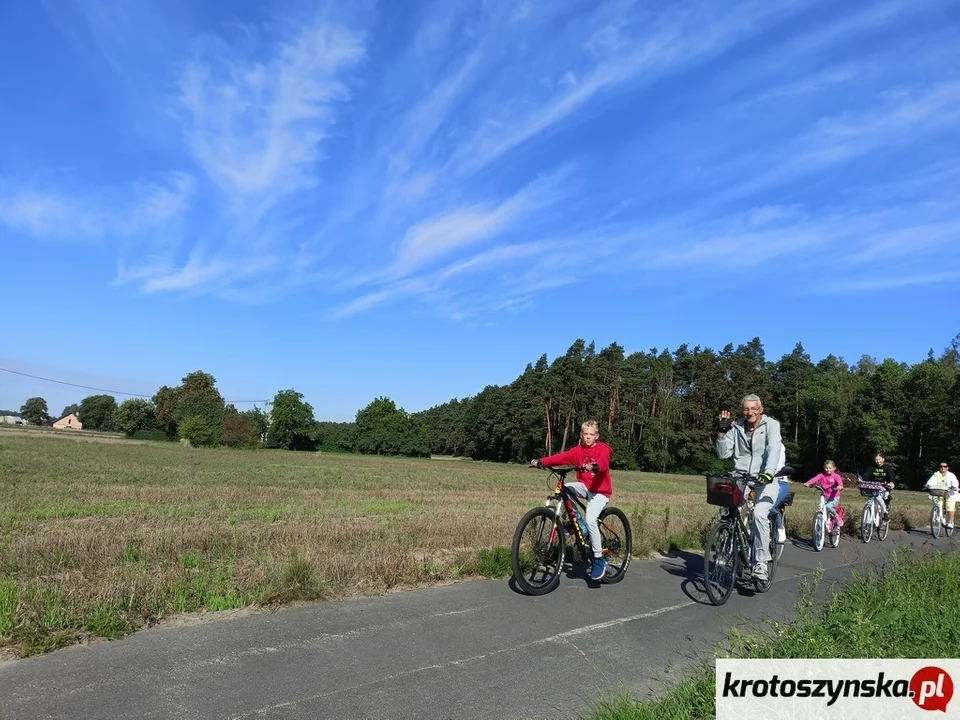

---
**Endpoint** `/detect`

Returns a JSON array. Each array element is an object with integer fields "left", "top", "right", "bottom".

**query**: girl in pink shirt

[{"left": 805, "top": 460, "right": 844, "bottom": 525}]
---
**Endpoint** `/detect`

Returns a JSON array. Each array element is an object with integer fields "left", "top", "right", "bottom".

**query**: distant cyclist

[
  {"left": 924, "top": 460, "right": 959, "bottom": 530},
  {"left": 864, "top": 453, "right": 896, "bottom": 521},
  {"left": 805, "top": 459, "right": 844, "bottom": 526},
  {"left": 716, "top": 394, "right": 786, "bottom": 582}
]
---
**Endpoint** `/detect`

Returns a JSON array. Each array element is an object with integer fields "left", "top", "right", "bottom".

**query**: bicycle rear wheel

[
  {"left": 861, "top": 503, "right": 874, "bottom": 543},
  {"left": 598, "top": 506, "right": 632, "bottom": 584},
  {"left": 704, "top": 520, "right": 737, "bottom": 606},
  {"left": 511, "top": 507, "right": 565, "bottom": 596},
  {"left": 828, "top": 517, "right": 841, "bottom": 548},
  {"left": 812, "top": 513, "right": 825, "bottom": 552}
]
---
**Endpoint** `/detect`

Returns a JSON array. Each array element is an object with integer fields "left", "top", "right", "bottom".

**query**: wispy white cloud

[
  {"left": 329, "top": 277, "right": 432, "bottom": 319},
  {"left": 837, "top": 218, "right": 960, "bottom": 267},
  {"left": 451, "top": 0, "right": 813, "bottom": 175},
  {"left": 623, "top": 202, "right": 960, "bottom": 291},
  {"left": 116, "top": 250, "right": 277, "bottom": 294},
  {"left": 707, "top": 82, "right": 960, "bottom": 206},
  {"left": 0, "top": 173, "right": 195, "bottom": 241},
  {"left": 388, "top": 167, "right": 571, "bottom": 278},
  {"left": 177, "top": 15, "right": 365, "bottom": 216},
  {"left": 818, "top": 271, "right": 960, "bottom": 294},
  {"left": 747, "top": 66, "right": 860, "bottom": 105},
  {"left": 0, "top": 190, "right": 107, "bottom": 239}
]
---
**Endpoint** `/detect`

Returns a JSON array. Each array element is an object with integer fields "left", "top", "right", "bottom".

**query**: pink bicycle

[{"left": 810, "top": 486, "right": 843, "bottom": 551}]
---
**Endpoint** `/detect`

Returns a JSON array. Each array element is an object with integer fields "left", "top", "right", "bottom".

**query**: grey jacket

[{"left": 716, "top": 415, "right": 783, "bottom": 476}]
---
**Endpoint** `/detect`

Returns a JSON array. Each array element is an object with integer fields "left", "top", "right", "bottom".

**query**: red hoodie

[{"left": 538, "top": 441, "right": 613, "bottom": 497}]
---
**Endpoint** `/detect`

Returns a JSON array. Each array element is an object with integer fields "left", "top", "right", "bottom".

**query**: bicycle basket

[
  {"left": 706, "top": 475, "right": 742, "bottom": 507},
  {"left": 927, "top": 487, "right": 950, "bottom": 498},
  {"left": 858, "top": 481, "right": 885, "bottom": 497}
]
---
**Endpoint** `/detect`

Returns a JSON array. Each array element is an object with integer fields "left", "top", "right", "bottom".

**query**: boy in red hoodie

[{"left": 530, "top": 420, "right": 613, "bottom": 581}]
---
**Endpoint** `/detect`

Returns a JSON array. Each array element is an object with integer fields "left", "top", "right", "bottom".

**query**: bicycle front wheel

[
  {"left": 598, "top": 506, "right": 632, "bottom": 584},
  {"left": 861, "top": 503, "right": 874, "bottom": 543},
  {"left": 511, "top": 507, "right": 565, "bottom": 596},
  {"left": 812, "top": 513, "right": 825, "bottom": 552},
  {"left": 932, "top": 505, "right": 942, "bottom": 539},
  {"left": 704, "top": 520, "right": 737, "bottom": 606},
  {"left": 878, "top": 508, "right": 889, "bottom": 540}
]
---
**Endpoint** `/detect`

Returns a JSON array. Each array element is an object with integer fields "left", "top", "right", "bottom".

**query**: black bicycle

[
  {"left": 703, "top": 467, "right": 794, "bottom": 606},
  {"left": 510, "top": 465, "right": 632, "bottom": 596}
]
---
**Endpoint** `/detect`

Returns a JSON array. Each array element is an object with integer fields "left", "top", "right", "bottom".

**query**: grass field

[{"left": 0, "top": 431, "right": 935, "bottom": 656}]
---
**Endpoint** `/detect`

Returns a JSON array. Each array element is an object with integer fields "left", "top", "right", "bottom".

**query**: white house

[
  {"left": 0, "top": 414, "right": 25, "bottom": 425},
  {"left": 53, "top": 413, "right": 83, "bottom": 430}
]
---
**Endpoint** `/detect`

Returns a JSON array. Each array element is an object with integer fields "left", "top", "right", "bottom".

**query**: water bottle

[{"left": 575, "top": 509, "right": 589, "bottom": 540}]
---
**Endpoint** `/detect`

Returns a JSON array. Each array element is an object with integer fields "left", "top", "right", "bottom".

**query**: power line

[{"left": 0, "top": 367, "right": 269, "bottom": 404}]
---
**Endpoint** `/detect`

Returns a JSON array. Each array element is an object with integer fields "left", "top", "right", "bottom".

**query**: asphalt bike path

[{"left": 2, "top": 528, "right": 955, "bottom": 720}]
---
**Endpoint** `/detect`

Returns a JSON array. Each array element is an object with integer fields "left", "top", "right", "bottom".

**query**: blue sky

[{"left": 1, "top": 0, "right": 958, "bottom": 421}]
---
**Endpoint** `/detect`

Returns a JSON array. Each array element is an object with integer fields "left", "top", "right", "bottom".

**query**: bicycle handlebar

[
  {"left": 725, "top": 466, "right": 794, "bottom": 486},
  {"left": 530, "top": 463, "right": 590, "bottom": 473}
]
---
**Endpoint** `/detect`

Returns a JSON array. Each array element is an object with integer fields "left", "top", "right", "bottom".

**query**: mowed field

[{"left": 0, "top": 430, "right": 935, "bottom": 656}]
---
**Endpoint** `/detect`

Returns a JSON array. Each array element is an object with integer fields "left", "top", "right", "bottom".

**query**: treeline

[
  {"left": 16, "top": 373, "right": 277, "bottom": 447},
  {"left": 14, "top": 373, "right": 430, "bottom": 456},
  {"left": 13, "top": 334, "right": 958, "bottom": 486},
  {"left": 414, "top": 336, "right": 960, "bottom": 487}
]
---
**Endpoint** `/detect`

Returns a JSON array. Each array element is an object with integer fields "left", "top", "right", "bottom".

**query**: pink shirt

[{"left": 805, "top": 472, "right": 844, "bottom": 501}]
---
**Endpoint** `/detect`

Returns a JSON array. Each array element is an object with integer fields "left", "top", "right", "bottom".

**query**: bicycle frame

[
  {"left": 927, "top": 488, "right": 951, "bottom": 537},
  {"left": 815, "top": 492, "right": 840, "bottom": 533},
  {"left": 717, "top": 499, "right": 756, "bottom": 574},
  {"left": 715, "top": 477, "right": 767, "bottom": 573},
  {"left": 857, "top": 481, "right": 889, "bottom": 543},
  {"left": 544, "top": 471, "right": 602, "bottom": 559},
  {"left": 932, "top": 495, "right": 944, "bottom": 521}
]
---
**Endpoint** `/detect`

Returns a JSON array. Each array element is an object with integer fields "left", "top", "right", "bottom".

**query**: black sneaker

[{"left": 882, "top": 512, "right": 890, "bottom": 521}]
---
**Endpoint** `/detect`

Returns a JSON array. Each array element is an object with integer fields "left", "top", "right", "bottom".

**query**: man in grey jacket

[{"left": 716, "top": 394, "right": 787, "bottom": 581}]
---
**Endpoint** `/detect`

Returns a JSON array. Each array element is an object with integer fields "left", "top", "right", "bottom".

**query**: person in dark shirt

[{"left": 865, "top": 452, "right": 896, "bottom": 520}]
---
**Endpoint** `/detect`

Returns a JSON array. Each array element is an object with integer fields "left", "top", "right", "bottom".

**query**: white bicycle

[
  {"left": 811, "top": 486, "right": 842, "bottom": 551},
  {"left": 857, "top": 481, "right": 890, "bottom": 544},
  {"left": 927, "top": 487, "right": 953, "bottom": 539}
]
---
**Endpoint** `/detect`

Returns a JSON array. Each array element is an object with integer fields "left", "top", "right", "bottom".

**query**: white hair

[{"left": 742, "top": 394, "right": 763, "bottom": 406}]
